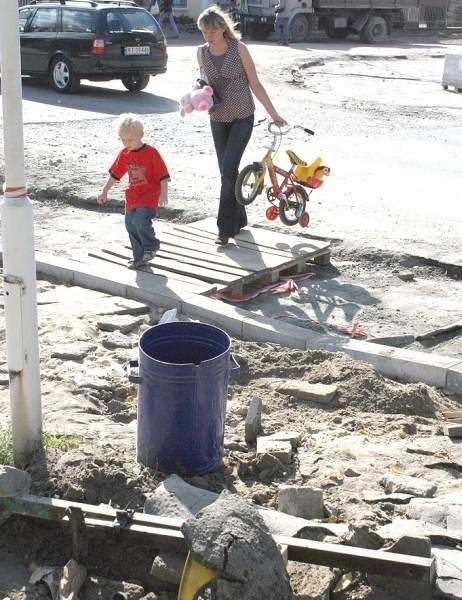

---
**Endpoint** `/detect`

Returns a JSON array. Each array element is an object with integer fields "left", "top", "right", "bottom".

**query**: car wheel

[
  {"left": 122, "top": 74, "right": 150, "bottom": 92},
  {"left": 50, "top": 57, "right": 80, "bottom": 94}
]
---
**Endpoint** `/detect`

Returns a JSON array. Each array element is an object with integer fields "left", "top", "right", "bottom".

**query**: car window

[
  {"left": 62, "top": 8, "right": 94, "bottom": 33},
  {"left": 19, "top": 8, "right": 35, "bottom": 32},
  {"left": 28, "top": 7, "right": 58, "bottom": 33},
  {"left": 104, "top": 9, "right": 159, "bottom": 33}
]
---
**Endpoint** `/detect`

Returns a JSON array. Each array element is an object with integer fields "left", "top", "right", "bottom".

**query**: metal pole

[{"left": 0, "top": 0, "right": 42, "bottom": 466}]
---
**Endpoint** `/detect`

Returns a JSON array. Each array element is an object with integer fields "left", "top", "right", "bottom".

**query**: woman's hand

[{"left": 271, "top": 114, "right": 286, "bottom": 128}]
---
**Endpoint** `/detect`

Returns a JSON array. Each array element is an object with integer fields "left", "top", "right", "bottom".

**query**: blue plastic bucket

[{"left": 127, "top": 321, "right": 239, "bottom": 475}]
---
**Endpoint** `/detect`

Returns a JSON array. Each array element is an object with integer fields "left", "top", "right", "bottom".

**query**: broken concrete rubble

[
  {"left": 0, "top": 465, "right": 31, "bottom": 497},
  {"left": 181, "top": 491, "right": 293, "bottom": 600},
  {"left": 379, "top": 473, "right": 437, "bottom": 498}
]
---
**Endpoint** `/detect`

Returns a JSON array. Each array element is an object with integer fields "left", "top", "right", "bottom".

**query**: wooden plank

[
  {"left": 177, "top": 217, "right": 331, "bottom": 258},
  {"left": 156, "top": 247, "right": 253, "bottom": 277},
  {"left": 101, "top": 248, "right": 241, "bottom": 287},
  {"left": 0, "top": 495, "right": 434, "bottom": 582},
  {"left": 86, "top": 252, "right": 215, "bottom": 295},
  {"left": 157, "top": 228, "right": 296, "bottom": 272},
  {"left": 443, "top": 423, "right": 462, "bottom": 438},
  {"left": 441, "top": 410, "right": 462, "bottom": 419},
  {"left": 122, "top": 244, "right": 253, "bottom": 278},
  {"left": 275, "top": 535, "right": 434, "bottom": 583}
]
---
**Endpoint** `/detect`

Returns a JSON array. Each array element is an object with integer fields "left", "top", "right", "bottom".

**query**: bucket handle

[
  {"left": 125, "top": 359, "right": 141, "bottom": 384},
  {"left": 229, "top": 353, "right": 240, "bottom": 380}
]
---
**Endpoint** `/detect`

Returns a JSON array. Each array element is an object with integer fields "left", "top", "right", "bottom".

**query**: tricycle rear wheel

[{"left": 279, "top": 185, "right": 308, "bottom": 226}]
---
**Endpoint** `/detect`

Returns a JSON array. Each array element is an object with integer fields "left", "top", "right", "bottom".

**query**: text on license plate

[{"left": 124, "top": 46, "right": 150, "bottom": 56}]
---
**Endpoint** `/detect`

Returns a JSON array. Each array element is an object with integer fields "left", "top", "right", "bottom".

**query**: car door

[
  {"left": 58, "top": 8, "right": 95, "bottom": 74},
  {"left": 20, "top": 7, "right": 59, "bottom": 74}
]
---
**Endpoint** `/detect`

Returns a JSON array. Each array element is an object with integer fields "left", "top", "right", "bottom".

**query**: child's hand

[
  {"left": 158, "top": 195, "right": 168, "bottom": 208},
  {"left": 97, "top": 192, "right": 107, "bottom": 205}
]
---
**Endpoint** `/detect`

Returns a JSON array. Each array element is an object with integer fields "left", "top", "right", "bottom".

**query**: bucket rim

[{"left": 139, "top": 321, "right": 231, "bottom": 367}]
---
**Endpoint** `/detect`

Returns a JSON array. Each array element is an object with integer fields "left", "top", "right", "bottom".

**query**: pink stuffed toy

[{"left": 179, "top": 84, "right": 214, "bottom": 117}]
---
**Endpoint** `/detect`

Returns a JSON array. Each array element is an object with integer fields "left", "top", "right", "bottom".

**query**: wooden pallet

[{"left": 92, "top": 218, "right": 331, "bottom": 296}]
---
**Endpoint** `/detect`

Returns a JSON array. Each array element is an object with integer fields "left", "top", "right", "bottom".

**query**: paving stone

[
  {"left": 363, "top": 491, "right": 414, "bottom": 504},
  {"left": 276, "top": 381, "right": 338, "bottom": 403},
  {"left": 278, "top": 485, "right": 324, "bottom": 519},
  {"left": 256, "top": 438, "right": 292, "bottom": 464},
  {"left": 245, "top": 397, "right": 262, "bottom": 445},
  {"left": 96, "top": 315, "right": 145, "bottom": 334},
  {"left": 262, "top": 431, "right": 302, "bottom": 449},
  {"left": 51, "top": 342, "right": 97, "bottom": 361},
  {"left": 102, "top": 331, "right": 133, "bottom": 349}
]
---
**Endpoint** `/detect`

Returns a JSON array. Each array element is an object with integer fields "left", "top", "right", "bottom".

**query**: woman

[{"left": 197, "top": 6, "right": 285, "bottom": 245}]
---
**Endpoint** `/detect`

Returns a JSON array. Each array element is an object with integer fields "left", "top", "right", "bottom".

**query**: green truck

[{"left": 234, "top": 0, "right": 445, "bottom": 43}]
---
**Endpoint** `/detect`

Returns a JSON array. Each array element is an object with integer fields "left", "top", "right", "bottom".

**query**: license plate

[{"left": 124, "top": 46, "right": 150, "bottom": 56}]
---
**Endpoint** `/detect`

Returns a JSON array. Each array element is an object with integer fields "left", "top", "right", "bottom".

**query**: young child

[{"left": 97, "top": 113, "right": 169, "bottom": 269}]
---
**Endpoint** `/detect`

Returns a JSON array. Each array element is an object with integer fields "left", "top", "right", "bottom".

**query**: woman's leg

[{"left": 211, "top": 115, "right": 254, "bottom": 239}]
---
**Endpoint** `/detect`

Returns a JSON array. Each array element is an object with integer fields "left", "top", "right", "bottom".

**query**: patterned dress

[{"left": 199, "top": 39, "right": 255, "bottom": 123}]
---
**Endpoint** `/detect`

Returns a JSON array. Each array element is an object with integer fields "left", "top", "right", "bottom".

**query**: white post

[{"left": 0, "top": 0, "right": 42, "bottom": 466}]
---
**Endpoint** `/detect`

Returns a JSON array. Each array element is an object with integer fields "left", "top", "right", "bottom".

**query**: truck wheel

[
  {"left": 248, "top": 23, "right": 272, "bottom": 41},
  {"left": 289, "top": 14, "right": 311, "bottom": 43},
  {"left": 359, "top": 16, "right": 388, "bottom": 44}
]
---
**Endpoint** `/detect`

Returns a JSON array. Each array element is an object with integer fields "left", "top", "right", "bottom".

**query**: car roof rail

[{"left": 28, "top": 0, "right": 138, "bottom": 6}]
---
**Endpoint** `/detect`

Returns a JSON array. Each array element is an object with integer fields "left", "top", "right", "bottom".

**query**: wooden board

[{"left": 178, "top": 217, "right": 331, "bottom": 258}]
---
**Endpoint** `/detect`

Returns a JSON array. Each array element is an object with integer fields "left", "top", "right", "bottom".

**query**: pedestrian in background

[
  {"left": 158, "top": 0, "right": 180, "bottom": 39},
  {"left": 196, "top": 6, "right": 285, "bottom": 245},
  {"left": 97, "top": 114, "right": 170, "bottom": 269},
  {"left": 275, "top": 0, "right": 290, "bottom": 45}
]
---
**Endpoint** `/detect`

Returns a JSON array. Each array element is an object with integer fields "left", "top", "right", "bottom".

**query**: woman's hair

[
  {"left": 117, "top": 113, "right": 144, "bottom": 137},
  {"left": 197, "top": 5, "right": 240, "bottom": 40}
]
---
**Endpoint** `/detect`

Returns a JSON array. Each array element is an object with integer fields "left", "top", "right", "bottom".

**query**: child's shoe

[
  {"left": 127, "top": 258, "right": 144, "bottom": 269},
  {"left": 142, "top": 250, "right": 156, "bottom": 263}
]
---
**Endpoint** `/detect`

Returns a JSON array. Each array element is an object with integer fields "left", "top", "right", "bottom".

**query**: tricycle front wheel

[{"left": 235, "top": 164, "right": 264, "bottom": 206}]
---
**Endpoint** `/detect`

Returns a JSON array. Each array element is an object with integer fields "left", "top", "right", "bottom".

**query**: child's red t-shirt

[{"left": 109, "top": 143, "right": 169, "bottom": 210}]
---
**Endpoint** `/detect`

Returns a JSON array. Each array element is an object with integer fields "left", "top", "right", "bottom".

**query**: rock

[
  {"left": 397, "top": 271, "right": 415, "bottom": 282},
  {"left": 298, "top": 452, "right": 320, "bottom": 477},
  {"left": 223, "top": 437, "right": 248, "bottom": 452},
  {"left": 287, "top": 562, "right": 337, "bottom": 599},
  {"left": 379, "top": 474, "right": 437, "bottom": 498},
  {"left": 377, "top": 518, "right": 461, "bottom": 546},
  {"left": 256, "top": 437, "right": 292, "bottom": 464},
  {"left": 81, "top": 575, "right": 145, "bottom": 600},
  {"left": 261, "top": 431, "right": 302, "bottom": 449},
  {"left": 432, "top": 545, "right": 462, "bottom": 600},
  {"left": 344, "top": 467, "right": 360, "bottom": 477},
  {"left": 245, "top": 397, "right": 262, "bottom": 445},
  {"left": 278, "top": 485, "right": 324, "bottom": 519},
  {"left": 150, "top": 551, "right": 186, "bottom": 585},
  {"left": 102, "top": 331, "right": 133, "bottom": 349},
  {"left": 50, "top": 343, "right": 97, "bottom": 361},
  {"left": 181, "top": 491, "right": 292, "bottom": 600},
  {"left": 363, "top": 491, "right": 413, "bottom": 504},
  {"left": 276, "top": 381, "right": 337, "bottom": 404},
  {"left": 344, "top": 524, "right": 383, "bottom": 550},
  {"left": 0, "top": 466, "right": 31, "bottom": 496},
  {"left": 407, "top": 493, "right": 462, "bottom": 528},
  {"left": 385, "top": 534, "right": 431, "bottom": 557},
  {"left": 96, "top": 315, "right": 145, "bottom": 333}
]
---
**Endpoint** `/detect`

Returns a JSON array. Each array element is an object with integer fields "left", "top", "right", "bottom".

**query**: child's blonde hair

[
  {"left": 197, "top": 6, "right": 240, "bottom": 40},
  {"left": 117, "top": 113, "right": 144, "bottom": 137}
]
